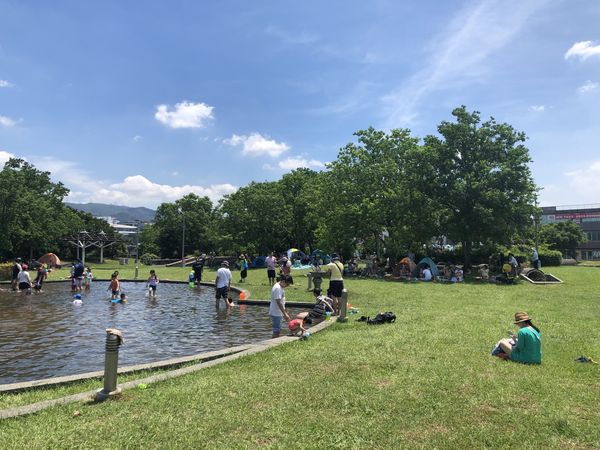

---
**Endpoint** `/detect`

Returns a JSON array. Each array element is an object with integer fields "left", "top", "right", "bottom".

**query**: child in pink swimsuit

[{"left": 288, "top": 315, "right": 310, "bottom": 336}]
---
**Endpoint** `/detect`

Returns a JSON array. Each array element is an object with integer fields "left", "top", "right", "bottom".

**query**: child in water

[
  {"left": 112, "top": 293, "right": 127, "bottom": 304},
  {"left": 108, "top": 274, "right": 120, "bottom": 300},
  {"left": 288, "top": 314, "right": 310, "bottom": 337},
  {"left": 84, "top": 267, "right": 93, "bottom": 289},
  {"left": 147, "top": 270, "right": 159, "bottom": 297}
]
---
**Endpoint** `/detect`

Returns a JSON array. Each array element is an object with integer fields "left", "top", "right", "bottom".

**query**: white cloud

[
  {"left": 0, "top": 115, "right": 16, "bottom": 127},
  {"left": 224, "top": 132, "right": 290, "bottom": 157},
  {"left": 278, "top": 157, "right": 325, "bottom": 170},
  {"left": 529, "top": 105, "right": 546, "bottom": 112},
  {"left": 32, "top": 156, "right": 237, "bottom": 208},
  {"left": 265, "top": 25, "right": 319, "bottom": 45},
  {"left": 0, "top": 80, "right": 14, "bottom": 88},
  {"left": 155, "top": 101, "right": 214, "bottom": 129},
  {"left": 383, "top": 0, "right": 546, "bottom": 127},
  {"left": 0, "top": 150, "right": 15, "bottom": 164},
  {"left": 562, "top": 160, "right": 600, "bottom": 202},
  {"left": 133, "top": 135, "right": 143, "bottom": 142},
  {"left": 577, "top": 80, "right": 599, "bottom": 94},
  {"left": 565, "top": 41, "right": 600, "bottom": 61}
]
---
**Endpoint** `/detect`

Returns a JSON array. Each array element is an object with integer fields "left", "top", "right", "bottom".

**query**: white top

[
  {"left": 508, "top": 255, "right": 518, "bottom": 267},
  {"left": 266, "top": 256, "right": 277, "bottom": 270},
  {"left": 215, "top": 267, "right": 232, "bottom": 288},
  {"left": 327, "top": 261, "right": 344, "bottom": 281},
  {"left": 422, "top": 268, "right": 432, "bottom": 281},
  {"left": 17, "top": 271, "right": 31, "bottom": 284},
  {"left": 269, "top": 282, "right": 286, "bottom": 316}
]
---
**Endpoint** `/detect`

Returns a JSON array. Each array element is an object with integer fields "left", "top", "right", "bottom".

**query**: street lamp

[
  {"left": 179, "top": 208, "right": 186, "bottom": 267},
  {"left": 134, "top": 222, "right": 140, "bottom": 280}
]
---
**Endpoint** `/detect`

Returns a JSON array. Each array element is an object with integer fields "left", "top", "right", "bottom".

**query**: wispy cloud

[
  {"left": 0, "top": 80, "right": 14, "bottom": 88},
  {"left": 278, "top": 157, "right": 325, "bottom": 171},
  {"left": 564, "top": 160, "right": 600, "bottom": 201},
  {"left": 529, "top": 105, "right": 546, "bottom": 112},
  {"left": 0, "top": 150, "right": 15, "bottom": 164},
  {"left": 265, "top": 25, "right": 319, "bottom": 45},
  {"left": 32, "top": 155, "right": 237, "bottom": 208},
  {"left": 155, "top": 101, "right": 214, "bottom": 129},
  {"left": 577, "top": 80, "right": 599, "bottom": 94},
  {"left": 224, "top": 133, "right": 289, "bottom": 158},
  {"left": 0, "top": 115, "right": 17, "bottom": 127},
  {"left": 382, "top": 0, "right": 547, "bottom": 127},
  {"left": 565, "top": 41, "right": 600, "bottom": 61},
  {"left": 133, "top": 135, "right": 143, "bottom": 142}
]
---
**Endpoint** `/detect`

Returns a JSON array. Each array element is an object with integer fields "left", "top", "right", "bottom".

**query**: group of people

[{"left": 11, "top": 257, "right": 49, "bottom": 294}]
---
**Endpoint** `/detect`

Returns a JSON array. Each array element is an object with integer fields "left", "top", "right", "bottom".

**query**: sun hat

[
  {"left": 514, "top": 312, "right": 531, "bottom": 323},
  {"left": 221, "top": 260, "right": 229, "bottom": 267}
]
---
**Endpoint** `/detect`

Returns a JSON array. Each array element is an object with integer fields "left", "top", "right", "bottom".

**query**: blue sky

[{"left": 1, "top": 0, "right": 599, "bottom": 208}]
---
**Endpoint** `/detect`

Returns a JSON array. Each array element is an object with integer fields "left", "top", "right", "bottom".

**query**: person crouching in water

[
  {"left": 288, "top": 313, "right": 310, "bottom": 337},
  {"left": 493, "top": 312, "right": 541, "bottom": 364}
]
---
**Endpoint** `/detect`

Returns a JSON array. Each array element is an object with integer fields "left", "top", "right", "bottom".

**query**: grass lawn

[{"left": 2, "top": 264, "right": 600, "bottom": 449}]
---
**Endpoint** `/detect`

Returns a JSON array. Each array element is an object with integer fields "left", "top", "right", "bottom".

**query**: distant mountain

[{"left": 66, "top": 202, "right": 156, "bottom": 223}]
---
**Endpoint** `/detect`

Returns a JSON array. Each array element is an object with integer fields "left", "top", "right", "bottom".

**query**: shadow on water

[{"left": 0, "top": 282, "right": 302, "bottom": 384}]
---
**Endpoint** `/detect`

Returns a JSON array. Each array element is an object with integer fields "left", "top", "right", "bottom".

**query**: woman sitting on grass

[{"left": 494, "top": 312, "right": 541, "bottom": 364}]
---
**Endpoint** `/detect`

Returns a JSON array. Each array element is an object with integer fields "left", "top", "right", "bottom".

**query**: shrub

[
  {"left": 0, "top": 263, "right": 12, "bottom": 281},
  {"left": 539, "top": 249, "right": 562, "bottom": 267},
  {"left": 140, "top": 253, "right": 159, "bottom": 266}
]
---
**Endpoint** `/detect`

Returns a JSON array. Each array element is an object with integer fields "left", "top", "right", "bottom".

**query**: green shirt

[{"left": 511, "top": 326, "right": 541, "bottom": 364}]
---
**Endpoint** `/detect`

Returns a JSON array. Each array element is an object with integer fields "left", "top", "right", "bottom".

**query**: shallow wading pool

[{"left": 0, "top": 282, "right": 302, "bottom": 384}]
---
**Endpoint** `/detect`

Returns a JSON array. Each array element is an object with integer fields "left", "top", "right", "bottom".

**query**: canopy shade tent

[
  {"left": 38, "top": 252, "right": 61, "bottom": 267},
  {"left": 399, "top": 257, "right": 417, "bottom": 272}
]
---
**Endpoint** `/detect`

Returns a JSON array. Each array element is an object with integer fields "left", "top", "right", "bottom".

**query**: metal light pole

[
  {"left": 181, "top": 211, "right": 186, "bottom": 267},
  {"left": 134, "top": 222, "right": 139, "bottom": 280}
]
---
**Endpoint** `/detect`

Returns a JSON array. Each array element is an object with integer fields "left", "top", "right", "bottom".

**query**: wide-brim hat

[
  {"left": 514, "top": 312, "right": 531, "bottom": 323},
  {"left": 221, "top": 260, "right": 229, "bottom": 267}
]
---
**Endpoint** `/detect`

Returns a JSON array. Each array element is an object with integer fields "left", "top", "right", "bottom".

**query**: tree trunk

[{"left": 462, "top": 240, "right": 472, "bottom": 270}]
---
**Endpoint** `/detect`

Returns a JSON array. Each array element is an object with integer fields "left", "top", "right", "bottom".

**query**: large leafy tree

[
  {"left": 422, "top": 107, "right": 538, "bottom": 267},
  {"left": 153, "top": 193, "right": 216, "bottom": 258},
  {"left": 0, "top": 158, "right": 75, "bottom": 259},
  {"left": 539, "top": 221, "right": 587, "bottom": 257},
  {"left": 316, "top": 127, "right": 438, "bottom": 259},
  {"left": 219, "top": 181, "right": 291, "bottom": 255}
]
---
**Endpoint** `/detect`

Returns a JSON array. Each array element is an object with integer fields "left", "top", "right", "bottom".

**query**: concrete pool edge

[{"left": 0, "top": 318, "right": 336, "bottom": 420}]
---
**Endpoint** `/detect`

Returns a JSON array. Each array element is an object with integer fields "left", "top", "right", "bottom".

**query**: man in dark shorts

[
  {"left": 11, "top": 258, "right": 22, "bottom": 291},
  {"left": 192, "top": 255, "right": 205, "bottom": 285},
  {"left": 326, "top": 254, "right": 344, "bottom": 314},
  {"left": 215, "top": 260, "right": 233, "bottom": 307},
  {"left": 265, "top": 252, "right": 277, "bottom": 286}
]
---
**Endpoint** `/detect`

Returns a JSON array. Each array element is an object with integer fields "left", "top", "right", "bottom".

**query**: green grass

[{"left": 2, "top": 265, "right": 600, "bottom": 449}]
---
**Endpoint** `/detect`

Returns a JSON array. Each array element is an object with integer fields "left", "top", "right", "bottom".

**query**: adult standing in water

[
  {"left": 192, "top": 255, "right": 205, "bottom": 286},
  {"left": 215, "top": 260, "right": 233, "bottom": 307},
  {"left": 269, "top": 274, "right": 291, "bottom": 338},
  {"left": 266, "top": 252, "right": 277, "bottom": 286},
  {"left": 326, "top": 254, "right": 344, "bottom": 315},
  {"left": 11, "top": 257, "right": 22, "bottom": 291}
]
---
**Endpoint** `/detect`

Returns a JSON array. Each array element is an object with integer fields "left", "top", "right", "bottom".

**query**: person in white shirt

[
  {"left": 17, "top": 268, "right": 32, "bottom": 294},
  {"left": 269, "top": 275, "right": 292, "bottom": 338},
  {"left": 215, "top": 260, "right": 233, "bottom": 307},
  {"left": 421, "top": 267, "right": 433, "bottom": 281},
  {"left": 265, "top": 252, "right": 277, "bottom": 286}
]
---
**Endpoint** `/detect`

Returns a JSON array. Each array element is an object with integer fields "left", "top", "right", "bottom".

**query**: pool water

[{"left": 0, "top": 282, "right": 300, "bottom": 384}]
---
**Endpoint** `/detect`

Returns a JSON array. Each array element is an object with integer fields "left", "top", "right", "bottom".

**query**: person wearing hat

[
  {"left": 326, "top": 254, "right": 344, "bottom": 314},
  {"left": 498, "top": 312, "right": 541, "bottom": 364},
  {"left": 215, "top": 260, "right": 233, "bottom": 307}
]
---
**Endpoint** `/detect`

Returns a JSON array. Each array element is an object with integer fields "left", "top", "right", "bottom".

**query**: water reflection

[{"left": 0, "top": 282, "right": 301, "bottom": 384}]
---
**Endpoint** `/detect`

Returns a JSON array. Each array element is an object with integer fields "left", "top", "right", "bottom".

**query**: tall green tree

[
  {"left": 539, "top": 221, "right": 587, "bottom": 257},
  {"left": 316, "top": 127, "right": 438, "bottom": 259},
  {"left": 0, "top": 158, "right": 75, "bottom": 260},
  {"left": 219, "top": 181, "right": 291, "bottom": 254},
  {"left": 153, "top": 194, "right": 216, "bottom": 258},
  {"left": 422, "top": 106, "right": 538, "bottom": 267}
]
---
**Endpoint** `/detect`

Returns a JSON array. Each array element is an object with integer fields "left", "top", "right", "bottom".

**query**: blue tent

[{"left": 413, "top": 257, "right": 440, "bottom": 277}]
